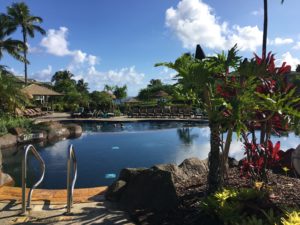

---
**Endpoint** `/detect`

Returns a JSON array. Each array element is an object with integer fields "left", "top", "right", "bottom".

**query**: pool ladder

[
  {"left": 21, "top": 144, "right": 77, "bottom": 214},
  {"left": 67, "top": 144, "right": 77, "bottom": 214},
  {"left": 22, "top": 145, "right": 46, "bottom": 214}
]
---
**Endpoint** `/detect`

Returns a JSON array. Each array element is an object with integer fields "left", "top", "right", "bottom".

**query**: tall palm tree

[
  {"left": 0, "top": 15, "right": 25, "bottom": 62},
  {"left": 262, "top": 0, "right": 284, "bottom": 58},
  {"left": 6, "top": 2, "right": 46, "bottom": 85}
]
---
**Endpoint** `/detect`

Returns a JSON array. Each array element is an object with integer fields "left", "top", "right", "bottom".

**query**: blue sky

[{"left": 1, "top": 0, "right": 300, "bottom": 96}]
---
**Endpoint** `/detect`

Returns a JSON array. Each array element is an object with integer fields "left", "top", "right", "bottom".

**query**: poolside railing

[
  {"left": 22, "top": 144, "right": 46, "bottom": 214},
  {"left": 66, "top": 144, "right": 77, "bottom": 214}
]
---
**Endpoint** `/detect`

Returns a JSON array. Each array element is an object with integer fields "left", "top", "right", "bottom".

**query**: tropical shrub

[
  {"left": 240, "top": 139, "right": 281, "bottom": 182},
  {"left": 0, "top": 116, "right": 33, "bottom": 136},
  {"left": 200, "top": 188, "right": 269, "bottom": 224},
  {"left": 281, "top": 210, "right": 300, "bottom": 225}
]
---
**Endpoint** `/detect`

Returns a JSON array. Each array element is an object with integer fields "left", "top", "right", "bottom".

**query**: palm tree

[
  {"left": 6, "top": 2, "right": 46, "bottom": 85},
  {"left": 0, "top": 15, "right": 25, "bottom": 62},
  {"left": 262, "top": 0, "right": 285, "bottom": 58}
]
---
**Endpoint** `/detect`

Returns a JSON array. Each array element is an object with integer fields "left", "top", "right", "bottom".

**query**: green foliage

[
  {"left": 51, "top": 70, "right": 90, "bottom": 111},
  {"left": 0, "top": 115, "right": 33, "bottom": 136},
  {"left": 113, "top": 85, "right": 127, "bottom": 100},
  {"left": 0, "top": 68, "right": 28, "bottom": 113},
  {"left": 137, "top": 79, "right": 175, "bottom": 101},
  {"left": 281, "top": 210, "right": 300, "bottom": 225},
  {"left": 0, "top": 15, "right": 25, "bottom": 62},
  {"left": 200, "top": 188, "right": 269, "bottom": 224},
  {"left": 89, "top": 91, "right": 113, "bottom": 111}
]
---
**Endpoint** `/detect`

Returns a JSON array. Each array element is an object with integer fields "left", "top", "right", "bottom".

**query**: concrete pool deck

[{"left": 0, "top": 186, "right": 135, "bottom": 224}]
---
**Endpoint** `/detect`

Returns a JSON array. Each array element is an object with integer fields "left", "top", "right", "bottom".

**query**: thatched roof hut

[{"left": 21, "top": 84, "right": 63, "bottom": 99}]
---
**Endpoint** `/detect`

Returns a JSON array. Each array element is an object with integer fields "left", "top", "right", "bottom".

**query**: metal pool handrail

[
  {"left": 22, "top": 144, "right": 46, "bottom": 214},
  {"left": 67, "top": 144, "right": 77, "bottom": 214}
]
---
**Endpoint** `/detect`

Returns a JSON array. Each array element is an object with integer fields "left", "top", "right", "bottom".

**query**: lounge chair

[
  {"left": 139, "top": 108, "right": 147, "bottom": 118},
  {"left": 154, "top": 108, "right": 163, "bottom": 118},
  {"left": 146, "top": 108, "right": 155, "bottom": 117},
  {"left": 72, "top": 107, "right": 84, "bottom": 118}
]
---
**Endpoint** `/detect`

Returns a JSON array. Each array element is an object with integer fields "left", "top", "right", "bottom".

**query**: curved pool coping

[{"left": 0, "top": 185, "right": 108, "bottom": 204}]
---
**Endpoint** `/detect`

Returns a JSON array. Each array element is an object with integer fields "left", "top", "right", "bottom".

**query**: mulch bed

[{"left": 130, "top": 168, "right": 300, "bottom": 225}]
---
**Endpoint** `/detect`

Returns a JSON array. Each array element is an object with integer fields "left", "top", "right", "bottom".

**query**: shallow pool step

[{"left": 0, "top": 186, "right": 107, "bottom": 204}]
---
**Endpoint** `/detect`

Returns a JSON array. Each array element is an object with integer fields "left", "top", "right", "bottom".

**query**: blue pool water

[{"left": 2, "top": 121, "right": 300, "bottom": 189}]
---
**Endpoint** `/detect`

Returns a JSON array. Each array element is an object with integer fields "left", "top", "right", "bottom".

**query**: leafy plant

[
  {"left": 240, "top": 139, "right": 281, "bottom": 182},
  {"left": 281, "top": 210, "right": 300, "bottom": 225},
  {"left": 200, "top": 188, "right": 269, "bottom": 224}
]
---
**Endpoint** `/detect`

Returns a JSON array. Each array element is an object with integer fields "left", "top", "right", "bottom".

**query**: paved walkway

[{"left": 0, "top": 186, "right": 134, "bottom": 224}]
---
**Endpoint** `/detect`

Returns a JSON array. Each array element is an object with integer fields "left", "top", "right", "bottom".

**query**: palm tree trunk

[
  {"left": 262, "top": 0, "right": 268, "bottom": 59},
  {"left": 208, "top": 121, "right": 222, "bottom": 193},
  {"left": 22, "top": 28, "right": 28, "bottom": 86},
  {"left": 221, "top": 125, "right": 233, "bottom": 180}
]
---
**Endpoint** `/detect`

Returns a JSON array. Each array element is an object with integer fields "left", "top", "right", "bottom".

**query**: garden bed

[{"left": 130, "top": 168, "right": 300, "bottom": 225}]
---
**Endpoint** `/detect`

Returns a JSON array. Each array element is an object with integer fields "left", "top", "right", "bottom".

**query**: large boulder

[
  {"left": 106, "top": 158, "right": 209, "bottom": 211},
  {"left": 118, "top": 167, "right": 179, "bottom": 211},
  {"left": 64, "top": 123, "right": 82, "bottom": 138},
  {"left": 0, "top": 172, "right": 14, "bottom": 187},
  {"left": 0, "top": 149, "right": 14, "bottom": 186},
  {"left": 0, "top": 134, "right": 17, "bottom": 149}
]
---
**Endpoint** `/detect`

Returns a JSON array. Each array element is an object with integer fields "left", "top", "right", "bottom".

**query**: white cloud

[
  {"left": 227, "top": 25, "right": 262, "bottom": 51},
  {"left": 40, "top": 27, "right": 71, "bottom": 56},
  {"left": 269, "top": 37, "right": 294, "bottom": 46},
  {"left": 165, "top": 0, "right": 262, "bottom": 51},
  {"left": 40, "top": 27, "right": 99, "bottom": 69},
  {"left": 292, "top": 41, "right": 300, "bottom": 50},
  {"left": 251, "top": 8, "right": 263, "bottom": 16},
  {"left": 72, "top": 66, "right": 146, "bottom": 96},
  {"left": 278, "top": 52, "right": 300, "bottom": 70},
  {"left": 158, "top": 67, "right": 177, "bottom": 84},
  {"left": 32, "top": 65, "right": 53, "bottom": 81}
]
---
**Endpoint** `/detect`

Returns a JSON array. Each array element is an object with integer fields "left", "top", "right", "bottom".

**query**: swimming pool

[{"left": 2, "top": 121, "right": 300, "bottom": 189}]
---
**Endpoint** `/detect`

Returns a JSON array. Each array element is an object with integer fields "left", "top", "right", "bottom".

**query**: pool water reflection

[{"left": 2, "top": 121, "right": 300, "bottom": 189}]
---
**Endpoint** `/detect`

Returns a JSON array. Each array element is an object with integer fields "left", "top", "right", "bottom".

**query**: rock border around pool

[{"left": 0, "top": 121, "right": 82, "bottom": 149}]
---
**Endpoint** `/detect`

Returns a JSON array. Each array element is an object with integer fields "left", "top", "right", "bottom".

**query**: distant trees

[
  {"left": 113, "top": 85, "right": 127, "bottom": 100},
  {"left": 89, "top": 91, "right": 114, "bottom": 111},
  {"left": 51, "top": 70, "right": 89, "bottom": 111},
  {"left": 137, "top": 79, "right": 175, "bottom": 101}
]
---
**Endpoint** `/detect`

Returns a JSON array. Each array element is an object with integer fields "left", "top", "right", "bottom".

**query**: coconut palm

[
  {"left": 262, "top": 0, "right": 285, "bottom": 58},
  {"left": 0, "top": 15, "right": 25, "bottom": 62},
  {"left": 6, "top": 2, "right": 46, "bottom": 85},
  {"left": 0, "top": 67, "right": 28, "bottom": 113},
  {"left": 156, "top": 45, "right": 241, "bottom": 193}
]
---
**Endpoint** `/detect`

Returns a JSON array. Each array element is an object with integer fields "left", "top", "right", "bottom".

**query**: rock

[
  {"left": 228, "top": 157, "right": 239, "bottom": 168},
  {"left": 119, "top": 168, "right": 147, "bottom": 183},
  {"left": 9, "top": 127, "right": 25, "bottom": 136},
  {"left": 119, "top": 168, "right": 179, "bottom": 211},
  {"left": 64, "top": 123, "right": 82, "bottom": 138},
  {"left": 106, "top": 158, "right": 209, "bottom": 211},
  {"left": 105, "top": 180, "right": 127, "bottom": 201},
  {"left": 292, "top": 145, "right": 300, "bottom": 176},
  {"left": 0, "top": 134, "right": 17, "bottom": 149},
  {"left": 47, "top": 127, "right": 70, "bottom": 142},
  {"left": 179, "top": 157, "right": 208, "bottom": 176},
  {"left": 0, "top": 150, "right": 14, "bottom": 186},
  {"left": 0, "top": 172, "right": 14, "bottom": 187}
]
